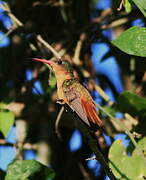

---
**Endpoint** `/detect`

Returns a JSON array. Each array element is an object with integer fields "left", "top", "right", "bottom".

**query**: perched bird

[{"left": 33, "top": 58, "right": 103, "bottom": 129}]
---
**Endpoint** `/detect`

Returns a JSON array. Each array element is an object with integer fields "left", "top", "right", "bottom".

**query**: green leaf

[
  {"left": 109, "top": 139, "right": 146, "bottom": 179},
  {"left": 133, "top": 137, "right": 146, "bottom": 157},
  {"left": 131, "top": 0, "right": 146, "bottom": 18},
  {"left": 132, "top": 0, "right": 146, "bottom": 11},
  {"left": 124, "top": 0, "right": 132, "bottom": 13},
  {"left": 112, "top": 26, "right": 146, "bottom": 57},
  {"left": 116, "top": 91, "right": 146, "bottom": 116},
  {"left": 0, "top": 102, "right": 7, "bottom": 110},
  {"left": 0, "top": 110, "right": 14, "bottom": 137},
  {"left": 139, "top": 0, "right": 146, "bottom": 10},
  {"left": 5, "top": 160, "right": 55, "bottom": 180}
]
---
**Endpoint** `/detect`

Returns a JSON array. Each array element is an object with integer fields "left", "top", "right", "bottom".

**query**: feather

[
  {"left": 81, "top": 99, "right": 103, "bottom": 127},
  {"left": 63, "top": 80, "right": 103, "bottom": 128},
  {"left": 69, "top": 97, "right": 90, "bottom": 126},
  {"left": 63, "top": 85, "right": 90, "bottom": 126}
]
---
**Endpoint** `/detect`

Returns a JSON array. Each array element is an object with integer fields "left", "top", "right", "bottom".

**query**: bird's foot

[{"left": 56, "top": 99, "right": 65, "bottom": 104}]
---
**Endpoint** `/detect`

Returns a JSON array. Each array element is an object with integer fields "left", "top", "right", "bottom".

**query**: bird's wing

[
  {"left": 81, "top": 98, "right": 103, "bottom": 127},
  {"left": 63, "top": 84, "right": 90, "bottom": 126},
  {"left": 63, "top": 83, "right": 103, "bottom": 127}
]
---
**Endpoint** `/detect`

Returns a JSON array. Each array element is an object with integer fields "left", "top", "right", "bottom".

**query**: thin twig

[
  {"left": 73, "top": 33, "right": 86, "bottom": 65},
  {"left": 0, "top": 4, "right": 23, "bottom": 26},
  {"left": 8, "top": 13, "right": 23, "bottom": 26},
  {"left": 55, "top": 106, "right": 65, "bottom": 139},
  {"left": 117, "top": 0, "right": 124, "bottom": 11},
  {"left": 92, "top": 8, "right": 113, "bottom": 23},
  {"left": 37, "top": 35, "right": 62, "bottom": 59},
  {"left": 0, "top": 140, "right": 38, "bottom": 150},
  {"left": 90, "top": 79, "right": 114, "bottom": 106},
  {"left": 0, "top": 26, "right": 16, "bottom": 42},
  {"left": 95, "top": 85, "right": 113, "bottom": 106},
  {"left": 101, "top": 18, "right": 128, "bottom": 29}
]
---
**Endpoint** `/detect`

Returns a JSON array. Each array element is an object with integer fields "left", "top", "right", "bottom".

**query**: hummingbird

[{"left": 33, "top": 58, "right": 103, "bottom": 129}]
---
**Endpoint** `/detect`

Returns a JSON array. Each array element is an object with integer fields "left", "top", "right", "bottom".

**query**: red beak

[{"left": 32, "top": 58, "right": 53, "bottom": 65}]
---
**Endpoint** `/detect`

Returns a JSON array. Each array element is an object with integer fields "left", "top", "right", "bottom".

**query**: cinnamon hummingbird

[{"left": 33, "top": 58, "right": 103, "bottom": 129}]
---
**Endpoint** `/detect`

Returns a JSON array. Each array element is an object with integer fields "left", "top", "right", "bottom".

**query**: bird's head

[{"left": 32, "top": 58, "right": 74, "bottom": 77}]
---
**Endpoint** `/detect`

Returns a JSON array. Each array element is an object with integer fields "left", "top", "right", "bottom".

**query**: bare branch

[
  {"left": 73, "top": 33, "right": 86, "bottom": 65},
  {"left": 117, "top": 0, "right": 124, "bottom": 11},
  {"left": 102, "top": 18, "right": 129, "bottom": 29},
  {"left": 37, "top": 35, "right": 62, "bottom": 59},
  {"left": 55, "top": 106, "right": 65, "bottom": 139},
  {"left": 89, "top": 79, "right": 114, "bottom": 106}
]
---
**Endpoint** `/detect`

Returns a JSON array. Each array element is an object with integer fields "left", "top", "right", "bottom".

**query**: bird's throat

[{"left": 55, "top": 74, "right": 71, "bottom": 103}]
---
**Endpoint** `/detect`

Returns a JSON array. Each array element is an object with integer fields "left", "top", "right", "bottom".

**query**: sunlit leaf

[
  {"left": 132, "top": 0, "right": 146, "bottom": 10},
  {"left": 124, "top": 0, "right": 132, "bottom": 13},
  {"left": 5, "top": 160, "right": 55, "bottom": 180},
  {"left": 112, "top": 26, "right": 146, "bottom": 57},
  {"left": 0, "top": 110, "right": 14, "bottom": 137},
  {"left": 132, "top": 137, "right": 146, "bottom": 156},
  {"left": 109, "top": 139, "right": 146, "bottom": 179},
  {"left": 0, "top": 102, "right": 7, "bottom": 109}
]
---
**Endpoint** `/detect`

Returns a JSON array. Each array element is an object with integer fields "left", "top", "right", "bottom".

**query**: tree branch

[
  {"left": 36, "top": 35, "right": 61, "bottom": 59},
  {"left": 55, "top": 106, "right": 65, "bottom": 139},
  {"left": 76, "top": 118, "right": 117, "bottom": 180}
]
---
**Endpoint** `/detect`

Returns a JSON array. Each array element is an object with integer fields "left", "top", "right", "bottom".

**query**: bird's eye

[{"left": 57, "top": 60, "right": 62, "bottom": 65}]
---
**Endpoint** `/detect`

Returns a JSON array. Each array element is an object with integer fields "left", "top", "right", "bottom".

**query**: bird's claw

[{"left": 56, "top": 99, "right": 65, "bottom": 104}]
